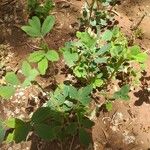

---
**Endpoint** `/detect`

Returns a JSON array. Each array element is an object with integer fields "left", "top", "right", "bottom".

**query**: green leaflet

[
  {"left": 41, "top": 15, "right": 55, "bottom": 36},
  {"left": 76, "top": 31, "right": 96, "bottom": 48},
  {"left": 78, "top": 85, "right": 92, "bottom": 105},
  {"left": 129, "top": 45, "right": 148, "bottom": 63},
  {"left": 0, "top": 86, "right": 15, "bottom": 99},
  {"left": 31, "top": 107, "right": 52, "bottom": 124},
  {"left": 22, "top": 61, "right": 32, "bottom": 76},
  {"left": 5, "top": 118, "right": 16, "bottom": 128},
  {"left": 22, "top": 69, "right": 39, "bottom": 87},
  {"left": 28, "top": 16, "right": 41, "bottom": 32},
  {"left": 79, "top": 128, "right": 92, "bottom": 146},
  {"left": 34, "top": 123, "right": 56, "bottom": 140},
  {"left": 63, "top": 51, "right": 79, "bottom": 67},
  {"left": 65, "top": 122, "right": 78, "bottom": 136},
  {"left": 102, "top": 30, "right": 113, "bottom": 41},
  {"left": 38, "top": 57, "right": 48, "bottom": 75},
  {"left": 105, "top": 101, "right": 113, "bottom": 111},
  {"left": 5, "top": 72, "right": 20, "bottom": 85},
  {"left": 46, "top": 50, "right": 59, "bottom": 62},
  {"left": 5, "top": 119, "right": 31, "bottom": 143},
  {"left": 0, "top": 121, "right": 5, "bottom": 143},
  {"left": 113, "top": 85, "right": 130, "bottom": 101},
  {"left": 28, "top": 50, "right": 45, "bottom": 62}
]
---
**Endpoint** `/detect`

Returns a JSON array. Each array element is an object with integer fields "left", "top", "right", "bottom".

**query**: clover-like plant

[
  {"left": 27, "top": 45, "right": 59, "bottom": 75},
  {"left": 21, "top": 15, "right": 55, "bottom": 38},
  {"left": 21, "top": 15, "right": 59, "bottom": 75}
]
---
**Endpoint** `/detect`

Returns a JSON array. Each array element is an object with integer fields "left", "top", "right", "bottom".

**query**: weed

[{"left": 27, "top": 0, "right": 54, "bottom": 21}]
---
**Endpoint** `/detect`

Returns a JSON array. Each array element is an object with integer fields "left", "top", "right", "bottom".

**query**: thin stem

[
  {"left": 51, "top": 62, "right": 56, "bottom": 83},
  {"left": 60, "top": 140, "right": 63, "bottom": 150},
  {"left": 89, "top": 0, "right": 96, "bottom": 23},
  {"left": 69, "top": 136, "right": 75, "bottom": 150}
]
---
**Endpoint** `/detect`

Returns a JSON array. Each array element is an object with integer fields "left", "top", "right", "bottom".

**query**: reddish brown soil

[{"left": 0, "top": 0, "right": 150, "bottom": 150}]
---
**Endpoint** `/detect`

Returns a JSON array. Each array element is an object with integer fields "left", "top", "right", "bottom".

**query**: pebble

[
  {"left": 8, "top": 147, "right": 13, "bottom": 150},
  {"left": 18, "top": 91, "right": 24, "bottom": 96}
]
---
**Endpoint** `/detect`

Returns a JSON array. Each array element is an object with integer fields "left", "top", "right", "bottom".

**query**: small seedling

[
  {"left": 21, "top": 15, "right": 55, "bottom": 38},
  {"left": 21, "top": 15, "right": 59, "bottom": 76}
]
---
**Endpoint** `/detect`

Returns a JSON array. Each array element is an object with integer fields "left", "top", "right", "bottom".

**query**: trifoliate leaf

[{"left": 21, "top": 16, "right": 41, "bottom": 37}]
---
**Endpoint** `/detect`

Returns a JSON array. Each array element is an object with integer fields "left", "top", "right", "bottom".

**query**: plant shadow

[
  {"left": 29, "top": 131, "right": 94, "bottom": 150},
  {"left": 0, "top": 1, "right": 28, "bottom": 46},
  {"left": 134, "top": 71, "right": 150, "bottom": 106}
]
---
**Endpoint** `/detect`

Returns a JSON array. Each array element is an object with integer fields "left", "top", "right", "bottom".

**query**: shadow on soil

[
  {"left": 29, "top": 133, "right": 94, "bottom": 150},
  {"left": 0, "top": 0, "right": 27, "bottom": 46},
  {"left": 134, "top": 71, "right": 150, "bottom": 106}
]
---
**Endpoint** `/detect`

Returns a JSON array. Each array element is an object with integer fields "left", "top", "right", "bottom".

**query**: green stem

[
  {"left": 107, "top": 57, "right": 124, "bottom": 85},
  {"left": 89, "top": 0, "right": 96, "bottom": 24}
]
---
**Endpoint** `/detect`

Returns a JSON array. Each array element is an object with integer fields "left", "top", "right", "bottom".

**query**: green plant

[
  {"left": 27, "top": 0, "right": 54, "bottom": 20},
  {"left": 21, "top": 15, "right": 59, "bottom": 75},
  {"left": 21, "top": 15, "right": 55, "bottom": 38},
  {"left": 133, "top": 28, "right": 144, "bottom": 39},
  {"left": 28, "top": 45, "right": 59, "bottom": 75},
  {"left": 80, "top": 0, "right": 117, "bottom": 30},
  {"left": 0, "top": 62, "right": 39, "bottom": 99},
  {"left": 62, "top": 27, "right": 148, "bottom": 110},
  {"left": 3, "top": 84, "right": 94, "bottom": 147}
]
